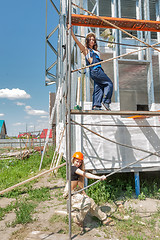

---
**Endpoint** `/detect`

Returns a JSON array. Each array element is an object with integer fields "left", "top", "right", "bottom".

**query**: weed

[
  {"left": 0, "top": 147, "right": 54, "bottom": 198},
  {"left": 57, "top": 158, "right": 66, "bottom": 179},
  {"left": 49, "top": 214, "right": 65, "bottom": 224},
  {"left": 49, "top": 214, "right": 70, "bottom": 234},
  {"left": 13, "top": 199, "right": 36, "bottom": 225},
  {"left": 127, "top": 206, "right": 136, "bottom": 215},
  {"left": 127, "top": 235, "right": 145, "bottom": 240},
  {"left": 146, "top": 210, "right": 160, "bottom": 229},
  {"left": 64, "top": 215, "right": 69, "bottom": 224},
  {"left": 86, "top": 172, "right": 160, "bottom": 203},
  {"left": 140, "top": 173, "right": 160, "bottom": 199},
  {"left": 126, "top": 185, "right": 134, "bottom": 198},
  {"left": 27, "top": 187, "right": 51, "bottom": 202},
  {"left": 0, "top": 154, "right": 40, "bottom": 191},
  {"left": 57, "top": 229, "right": 66, "bottom": 234},
  {"left": 138, "top": 192, "right": 146, "bottom": 200},
  {"left": 0, "top": 202, "right": 15, "bottom": 220},
  {"left": 95, "top": 233, "right": 101, "bottom": 237},
  {"left": 54, "top": 190, "right": 63, "bottom": 201}
]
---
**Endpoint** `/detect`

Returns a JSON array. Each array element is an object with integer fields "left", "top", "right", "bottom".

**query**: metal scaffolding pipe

[
  {"left": 67, "top": 0, "right": 72, "bottom": 239},
  {"left": 71, "top": 123, "right": 160, "bottom": 128},
  {"left": 70, "top": 110, "right": 160, "bottom": 116},
  {"left": 49, "top": 0, "right": 60, "bottom": 15},
  {"left": 52, "top": 1, "right": 160, "bottom": 237}
]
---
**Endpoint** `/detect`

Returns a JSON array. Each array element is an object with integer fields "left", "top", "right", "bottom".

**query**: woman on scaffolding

[
  {"left": 63, "top": 151, "right": 113, "bottom": 231},
  {"left": 69, "top": 26, "right": 113, "bottom": 110}
]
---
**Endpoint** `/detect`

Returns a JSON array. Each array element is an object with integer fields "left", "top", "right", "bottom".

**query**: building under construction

[
  {"left": 43, "top": 0, "right": 160, "bottom": 238},
  {"left": 45, "top": 0, "right": 160, "bottom": 184}
]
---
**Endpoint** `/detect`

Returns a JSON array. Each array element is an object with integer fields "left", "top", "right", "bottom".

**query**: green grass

[
  {"left": 112, "top": 205, "right": 160, "bottom": 240},
  {"left": 49, "top": 214, "right": 65, "bottom": 224},
  {"left": 0, "top": 147, "right": 159, "bottom": 234},
  {"left": 27, "top": 187, "right": 51, "bottom": 202},
  {"left": 0, "top": 147, "right": 54, "bottom": 225},
  {"left": 49, "top": 214, "right": 80, "bottom": 234},
  {"left": 0, "top": 202, "right": 15, "bottom": 221},
  {"left": 140, "top": 179, "right": 160, "bottom": 199},
  {"left": 3, "top": 183, "right": 36, "bottom": 199},
  {"left": 0, "top": 187, "right": 51, "bottom": 224},
  {"left": 126, "top": 235, "right": 146, "bottom": 240},
  {"left": 0, "top": 147, "right": 54, "bottom": 192},
  {"left": 54, "top": 189, "right": 63, "bottom": 201},
  {"left": 13, "top": 199, "right": 36, "bottom": 225},
  {"left": 87, "top": 172, "right": 160, "bottom": 204},
  {"left": 57, "top": 157, "right": 66, "bottom": 179}
]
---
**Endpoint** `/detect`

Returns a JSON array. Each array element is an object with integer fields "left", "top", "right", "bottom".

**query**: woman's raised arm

[{"left": 68, "top": 25, "right": 86, "bottom": 56}]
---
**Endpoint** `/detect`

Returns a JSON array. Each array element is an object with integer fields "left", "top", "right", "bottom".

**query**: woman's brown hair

[
  {"left": 85, "top": 32, "right": 98, "bottom": 50},
  {"left": 72, "top": 157, "right": 85, "bottom": 188}
]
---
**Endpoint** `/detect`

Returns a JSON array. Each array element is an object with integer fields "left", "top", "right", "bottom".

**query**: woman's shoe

[
  {"left": 102, "top": 102, "right": 111, "bottom": 111},
  {"left": 92, "top": 106, "right": 102, "bottom": 110}
]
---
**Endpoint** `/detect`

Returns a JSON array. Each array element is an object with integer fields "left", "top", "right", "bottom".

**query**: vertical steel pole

[
  {"left": 65, "top": 0, "right": 69, "bottom": 182},
  {"left": 144, "top": 0, "right": 155, "bottom": 109},
  {"left": 65, "top": 6, "right": 71, "bottom": 239},
  {"left": 20, "top": 134, "right": 22, "bottom": 160},
  {"left": 83, "top": 0, "right": 90, "bottom": 102},
  {"left": 111, "top": 0, "right": 120, "bottom": 103},
  {"left": 118, "top": 0, "right": 122, "bottom": 56},
  {"left": 39, "top": 131, "right": 42, "bottom": 155},
  {"left": 95, "top": 0, "right": 100, "bottom": 39},
  {"left": 45, "top": 0, "right": 48, "bottom": 83},
  {"left": 156, "top": 0, "right": 160, "bottom": 84},
  {"left": 136, "top": 0, "right": 144, "bottom": 60},
  {"left": 68, "top": 0, "right": 72, "bottom": 239}
]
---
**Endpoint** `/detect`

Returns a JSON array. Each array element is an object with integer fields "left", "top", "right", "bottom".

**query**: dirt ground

[{"left": 0, "top": 173, "right": 159, "bottom": 240}]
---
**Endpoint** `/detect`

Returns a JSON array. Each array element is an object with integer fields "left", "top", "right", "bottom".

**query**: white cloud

[
  {"left": 0, "top": 113, "right": 4, "bottom": 117},
  {"left": 12, "top": 122, "right": 25, "bottom": 126},
  {"left": 0, "top": 88, "right": 31, "bottom": 99},
  {"left": 37, "top": 119, "right": 48, "bottom": 123},
  {"left": 40, "top": 116, "right": 48, "bottom": 119},
  {"left": 16, "top": 102, "right": 25, "bottom": 106},
  {"left": 29, "top": 125, "right": 34, "bottom": 128},
  {"left": 25, "top": 106, "right": 48, "bottom": 116}
]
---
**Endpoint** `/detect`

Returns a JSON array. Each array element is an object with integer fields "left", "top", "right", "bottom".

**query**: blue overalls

[{"left": 86, "top": 48, "right": 113, "bottom": 108}]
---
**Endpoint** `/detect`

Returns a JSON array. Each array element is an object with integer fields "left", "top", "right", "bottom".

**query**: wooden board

[{"left": 71, "top": 14, "right": 160, "bottom": 32}]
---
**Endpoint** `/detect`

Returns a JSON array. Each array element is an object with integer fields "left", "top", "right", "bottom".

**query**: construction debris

[{"left": 0, "top": 149, "right": 34, "bottom": 159}]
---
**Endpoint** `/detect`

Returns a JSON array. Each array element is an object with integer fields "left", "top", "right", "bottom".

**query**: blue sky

[{"left": 0, "top": 0, "right": 60, "bottom": 136}]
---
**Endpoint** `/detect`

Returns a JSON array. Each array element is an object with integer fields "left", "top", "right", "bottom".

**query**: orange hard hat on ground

[{"left": 72, "top": 152, "right": 84, "bottom": 160}]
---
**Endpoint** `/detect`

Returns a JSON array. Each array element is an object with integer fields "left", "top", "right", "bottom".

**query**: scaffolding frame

[{"left": 45, "top": 0, "right": 160, "bottom": 239}]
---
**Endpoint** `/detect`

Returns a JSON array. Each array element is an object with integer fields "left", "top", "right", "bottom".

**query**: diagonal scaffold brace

[{"left": 39, "top": 84, "right": 61, "bottom": 171}]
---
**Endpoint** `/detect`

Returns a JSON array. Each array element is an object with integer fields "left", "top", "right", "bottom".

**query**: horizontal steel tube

[{"left": 71, "top": 110, "right": 160, "bottom": 116}]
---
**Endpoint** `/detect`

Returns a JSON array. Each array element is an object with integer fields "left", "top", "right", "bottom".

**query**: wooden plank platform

[
  {"left": 71, "top": 14, "right": 160, "bottom": 32},
  {"left": 71, "top": 110, "right": 160, "bottom": 116}
]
